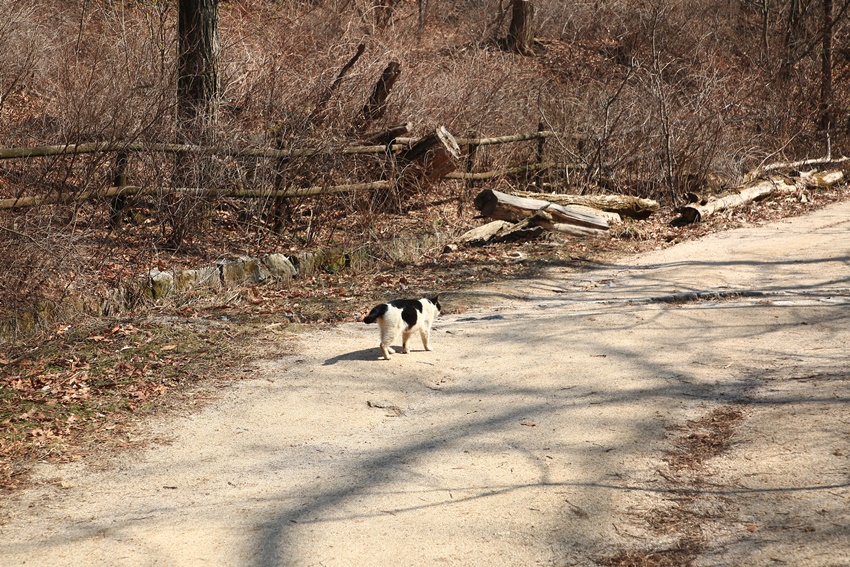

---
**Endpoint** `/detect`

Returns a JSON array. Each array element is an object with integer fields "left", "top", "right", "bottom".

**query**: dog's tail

[{"left": 363, "top": 303, "right": 388, "bottom": 324}]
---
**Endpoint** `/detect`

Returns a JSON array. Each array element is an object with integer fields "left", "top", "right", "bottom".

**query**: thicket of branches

[{"left": 0, "top": 0, "right": 848, "bottom": 331}]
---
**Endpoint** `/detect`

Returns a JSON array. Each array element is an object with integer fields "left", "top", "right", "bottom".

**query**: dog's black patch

[
  {"left": 400, "top": 304, "right": 419, "bottom": 329},
  {"left": 363, "top": 303, "right": 389, "bottom": 324}
]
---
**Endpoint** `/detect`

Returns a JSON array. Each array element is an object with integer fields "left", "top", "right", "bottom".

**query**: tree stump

[
  {"left": 398, "top": 126, "right": 461, "bottom": 184},
  {"left": 359, "top": 61, "right": 402, "bottom": 129}
]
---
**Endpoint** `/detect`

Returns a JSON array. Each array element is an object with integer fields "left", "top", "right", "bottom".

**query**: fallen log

[
  {"left": 513, "top": 190, "right": 659, "bottom": 219},
  {"left": 309, "top": 43, "right": 365, "bottom": 126},
  {"left": 676, "top": 177, "right": 796, "bottom": 224},
  {"left": 798, "top": 169, "right": 844, "bottom": 188},
  {"left": 474, "top": 188, "right": 610, "bottom": 231},
  {"left": 457, "top": 209, "right": 605, "bottom": 246},
  {"left": 528, "top": 209, "right": 607, "bottom": 237},
  {"left": 490, "top": 215, "right": 546, "bottom": 242},
  {"left": 458, "top": 220, "right": 513, "bottom": 246},
  {"left": 557, "top": 204, "right": 621, "bottom": 225},
  {"left": 744, "top": 156, "right": 850, "bottom": 183},
  {"left": 673, "top": 170, "right": 844, "bottom": 225},
  {"left": 359, "top": 60, "right": 402, "bottom": 128}
]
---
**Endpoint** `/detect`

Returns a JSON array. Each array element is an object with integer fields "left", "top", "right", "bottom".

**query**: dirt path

[{"left": 2, "top": 203, "right": 849, "bottom": 566}]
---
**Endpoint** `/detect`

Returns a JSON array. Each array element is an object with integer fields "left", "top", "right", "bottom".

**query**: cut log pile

[
  {"left": 512, "top": 190, "right": 659, "bottom": 219},
  {"left": 474, "top": 189, "right": 609, "bottom": 230},
  {"left": 463, "top": 188, "right": 614, "bottom": 245}
]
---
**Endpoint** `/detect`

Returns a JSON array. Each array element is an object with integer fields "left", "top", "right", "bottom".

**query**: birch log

[
  {"left": 676, "top": 178, "right": 796, "bottom": 224},
  {"left": 675, "top": 170, "right": 844, "bottom": 225},
  {"left": 458, "top": 220, "right": 513, "bottom": 245},
  {"left": 744, "top": 156, "right": 850, "bottom": 182},
  {"left": 550, "top": 203, "right": 621, "bottom": 224},
  {"left": 798, "top": 170, "right": 844, "bottom": 188}
]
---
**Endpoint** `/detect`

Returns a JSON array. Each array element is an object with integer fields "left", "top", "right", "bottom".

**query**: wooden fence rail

[
  {"left": 0, "top": 141, "right": 404, "bottom": 160},
  {"left": 0, "top": 181, "right": 393, "bottom": 210},
  {"left": 0, "top": 131, "right": 558, "bottom": 161},
  {"left": 0, "top": 128, "right": 564, "bottom": 210}
]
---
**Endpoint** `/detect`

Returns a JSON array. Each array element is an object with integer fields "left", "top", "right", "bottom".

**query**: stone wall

[
  {"left": 2, "top": 229, "right": 455, "bottom": 341},
  {"left": 145, "top": 253, "right": 297, "bottom": 300}
]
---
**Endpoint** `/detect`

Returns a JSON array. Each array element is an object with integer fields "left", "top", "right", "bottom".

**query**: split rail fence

[{"left": 0, "top": 126, "right": 569, "bottom": 212}]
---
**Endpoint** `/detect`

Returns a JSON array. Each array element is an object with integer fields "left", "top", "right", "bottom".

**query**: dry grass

[
  {"left": 0, "top": 314, "right": 251, "bottom": 492},
  {"left": 598, "top": 405, "right": 747, "bottom": 566},
  {"left": 665, "top": 407, "right": 745, "bottom": 472}
]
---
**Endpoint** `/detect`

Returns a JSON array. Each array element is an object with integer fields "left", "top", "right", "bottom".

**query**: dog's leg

[
  {"left": 401, "top": 330, "right": 414, "bottom": 354},
  {"left": 378, "top": 319, "right": 397, "bottom": 360},
  {"left": 420, "top": 328, "right": 433, "bottom": 351}
]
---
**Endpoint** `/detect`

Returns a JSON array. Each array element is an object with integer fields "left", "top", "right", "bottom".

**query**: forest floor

[{"left": 1, "top": 185, "right": 849, "bottom": 565}]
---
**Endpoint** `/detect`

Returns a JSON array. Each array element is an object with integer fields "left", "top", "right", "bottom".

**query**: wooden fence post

[
  {"left": 465, "top": 143, "right": 479, "bottom": 191},
  {"left": 270, "top": 155, "right": 290, "bottom": 234},
  {"left": 535, "top": 121, "right": 545, "bottom": 189},
  {"left": 109, "top": 150, "right": 129, "bottom": 229}
]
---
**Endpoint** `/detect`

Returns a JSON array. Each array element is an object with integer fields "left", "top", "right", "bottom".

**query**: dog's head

[{"left": 427, "top": 294, "right": 442, "bottom": 315}]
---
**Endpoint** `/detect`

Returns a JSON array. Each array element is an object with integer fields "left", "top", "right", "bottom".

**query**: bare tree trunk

[
  {"left": 761, "top": 0, "right": 770, "bottom": 63},
  {"left": 374, "top": 0, "right": 396, "bottom": 30},
  {"left": 358, "top": 61, "right": 402, "bottom": 130},
  {"left": 417, "top": 0, "right": 429, "bottom": 34},
  {"left": 820, "top": 0, "right": 833, "bottom": 154},
  {"left": 177, "top": 0, "right": 219, "bottom": 136},
  {"left": 172, "top": 0, "right": 220, "bottom": 248},
  {"left": 649, "top": 7, "right": 676, "bottom": 205},
  {"left": 508, "top": 0, "right": 535, "bottom": 55},
  {"left": 783, "top": 0, "right": 804, "bottom": 61}
]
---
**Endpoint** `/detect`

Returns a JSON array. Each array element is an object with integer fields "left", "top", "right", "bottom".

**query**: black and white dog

[{"left": 363, "top": 296, "right": 441, "bottom": 360}]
